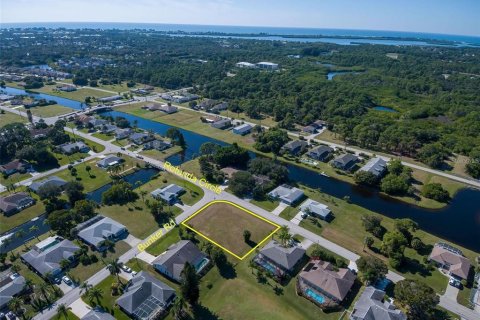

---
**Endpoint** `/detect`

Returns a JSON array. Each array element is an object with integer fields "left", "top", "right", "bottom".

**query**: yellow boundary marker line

[{"left": 181, "top": 200, "right": 281, "bottom": 260}]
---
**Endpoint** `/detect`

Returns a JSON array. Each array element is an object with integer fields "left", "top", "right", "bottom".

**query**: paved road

[{"left": 2, "top": 104, "right": 477, "bottom": 320}]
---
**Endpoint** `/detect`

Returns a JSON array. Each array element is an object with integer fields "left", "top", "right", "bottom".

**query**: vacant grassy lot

[
  {"left": 140, "top": 146, "right": 183, "bottom": 161},
  {"left": 144, "top": 226, "right": 181, "bottom": 256},
  {"left": 184, "top": 201, "right": 279, "bottom": 258},
  {"left": 0, "top": 111, "right": 27, "bottom": 127},
  {"left": 18, "top": 104, "right": 74, "bottom": 117},
  {"left": 34, "top": 85, "right": 114, "bottom": 101},
  {"left": 0, "top": 199, "right": 45, "bottom": 233}
]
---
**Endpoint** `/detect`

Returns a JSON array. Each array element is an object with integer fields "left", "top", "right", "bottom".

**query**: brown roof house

[
  {"left": 0, "top": 159, "right": 30, "bottom": 176},
  {"left": 297, "top": 259, "right": 356, "bottom": 309},
  {"left": 428, "top": 243, "right": 471, "bottom": 279}
]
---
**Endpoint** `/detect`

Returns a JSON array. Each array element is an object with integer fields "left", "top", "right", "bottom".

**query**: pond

[
  {"left": 373, "top": 106, "right": 398, "bottom": 113},
  {"left": 2, "top": 86, "right": 85, "bottom": 110}
]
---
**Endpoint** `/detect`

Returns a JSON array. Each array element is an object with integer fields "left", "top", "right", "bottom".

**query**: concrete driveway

[
  {"left": 271, "top": 202, "right": 289, "bottom": 216},
  {"left": 444, "top": 283, "right": 460, "bottom": 300}
]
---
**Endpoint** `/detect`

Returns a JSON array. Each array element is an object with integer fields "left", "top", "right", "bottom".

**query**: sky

[{"left": 1, "top": 0, "right": 479, "bottom": 36}]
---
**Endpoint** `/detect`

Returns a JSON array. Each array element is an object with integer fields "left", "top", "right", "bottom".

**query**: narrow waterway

[{"left": 3, "top": 87, "right": 480, "bottom": 253}]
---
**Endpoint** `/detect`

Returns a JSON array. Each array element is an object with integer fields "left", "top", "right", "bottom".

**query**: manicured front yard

[
  {"left": 144, "top": 226, "right": 181, "bottom": 256},
  {"left": 250, "top": 198, "right": 280, "bottom": 212},
  {"left": 53, "top": 159, "right": 113, "bottom": 192},
  {"left": 81, "top": 275, "right": 131, "bottom": 320},
  {"left": 184, "top": 201, "right": 279, "bottom": 258}
]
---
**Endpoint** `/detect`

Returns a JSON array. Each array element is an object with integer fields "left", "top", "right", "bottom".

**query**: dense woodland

[{"left": 1, "top": 28, "right": 480, "bottom": 176}]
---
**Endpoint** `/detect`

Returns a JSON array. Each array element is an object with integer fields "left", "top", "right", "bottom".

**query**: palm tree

[
  {"left": 172, "top": 296, "right": 186, "bottom": 320},
  {"left": 277, "top": 225, "right": 292, "bottom": 247},
  {"left": 56, "top": 303, "right": 71, "bottom": 320},
  {"left": 80, "top": 281, "right": 93, "bottom": 294},
  {"left": 10, "top": 264, "right": 20, "bottom": 273},
  {"left": 23, "top": 278, "right": 34, "bottom": 292},
  {"left": 85, "top": 165, "right": 92, "bottom": 177},
  {"left": 29, "top": 225, "right": 40, "bottom": 239},
  {"left": 38, "top": 282, "right": 51, "bottom": 303},
  {"left": 59, "top": 258, "right": 71, "bottom": 271},
  {"left": 106, "top": 258, "right": 123, "bottom": 284},
  {"left": 87, "top": 287, "right": 104, "bottom": 306},
  {"left": 8, "top": 297, "right": 22, "bottom": 315},
  {"left": 139, "top": 190, "right": 148, "bottom": 203}
]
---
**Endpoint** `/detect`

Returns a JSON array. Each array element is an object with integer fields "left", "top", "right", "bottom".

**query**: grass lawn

[
  {"left": 0, "top": 171, "right": 32, "bottom": 185},
  {"left": 152, "top": 171, "right": 204, "bottom": 206},
  {"left": 33, "top": 85, "right": 114, "bottom": 102},
  {"left": 67, "top": 132, "right": 106, "bottom": 153},
  {"left": 292, "top": 184, "right": 479, "bottom": 293},
  {"left": 53, "top": 311, "right": 80, "bottom": 320},
  {"left": 140, "top": 146, "right": 183, "bottom": 161},
  {"left": 92, "top": 132, "right": 115, "bottom": 141},
  {"left": 69, "top": 240, "right": 131, "bottom": 282},
  {"left": 219, "top": 110, "right": 278, "bottom": 128},
  {"left": 144, "top": 226, "right": 181, "bottom": 256},
  {"left": 192, "top": 255, "right": 343, "bottom": 320},
  {"left": 250, "top": 198, "right": 280, "bottom": 212},
  {"left": 184, "top": 201, "right": 279, "bottom": 258},
  {"left": 0, "top": 199, "right": 45, "bottom": 233},
  {"left": 0, "top": 111, "right": 27, "bottom": 127},
  {"left": 81, "top": 275, "right": 131, "bottom": 320},
  {"left": 53, "top": 159, "right": 113, "bottom": 192},
  {"left": 51, "top": 150, "right": 88, "bottom": 167},
  {"left": 18, "top": 104, "right": 74, "bottom": 118},
  {"left": 179, "top": 159, "right": 203, "bottom": 178},
  {"left": 457, "top": 279, "right": 474, "bottom": 308}
]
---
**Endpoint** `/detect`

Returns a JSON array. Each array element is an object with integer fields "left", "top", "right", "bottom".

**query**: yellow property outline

[{"left": 181, "top": 200, "right": 280, "bottom": 260}]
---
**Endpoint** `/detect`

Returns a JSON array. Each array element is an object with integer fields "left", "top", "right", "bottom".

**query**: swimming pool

[
  {"left": 194, "top": 258, "right": 209, "bottom": 272},
  {"left": 257, "top": 260, "right": 277, "bottom": 274},
  {"left": 305, "top": 288, "right": 326, "bottom": 304}
]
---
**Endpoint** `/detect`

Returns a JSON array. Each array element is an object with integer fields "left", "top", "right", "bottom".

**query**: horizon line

[{"left": 1, "top": 21, "right": 479, "bottom": 39}]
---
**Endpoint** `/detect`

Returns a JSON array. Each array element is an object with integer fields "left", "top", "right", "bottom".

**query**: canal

[{"left": 2, "top": 87, "right": 480, "bottom": 253}]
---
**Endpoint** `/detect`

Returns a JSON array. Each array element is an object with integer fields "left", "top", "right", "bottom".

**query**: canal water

[
  {"left": 1, "top": 86, "right": 84, "bottom": 109},
  {"left": 2, "top": 87, "right": 480, "bottom": 253},
  {"left": 0, "top": 168, "right": 158, "bottom": 253}
]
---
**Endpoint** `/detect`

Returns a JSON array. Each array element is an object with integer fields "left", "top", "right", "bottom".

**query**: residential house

[
  {"left": 29, "top": 176, "right": 67, "bottom": 194},
  {"left": 97, "top": 95, "right": 122, "bottom": 103},
  {"left": 203, "top": 115, "right": 222, "bottom": 123},
  {"left": 232, "top": 123, "right": 252, "bottom": 135},
  {"left": 198, "top": 99, "right": 216, "bottom": 110},
  {"left": 0, "top": 192, "right": 35, "bottom": 216},
  {"left": 29, "top": 127, "right": 52, "bottom": 139},
  {"left": 0, "top": 271, "right": 26, "bottom": 310},
  {"left": 116, "top": 271, "right": 175, "bottom": 320},
  {"left": 81, "top": 308, "right": 116, "bottom": 320},
  {"left": 21, "top": 236, "right": 80, "bottom": 278},
  {"left": 143, "top": 139, "right": 172, "bottom": 151},
  {"left": 0, "top": 159, "right": 30, "bottom": 176},
  {"left": 159, "top": 104, "right": 178, "bottom": 114},
  {"left": 332, "top": 154, "right": 359, "bottom": 171},
  {"left": 211, "top": 118, "right": 232, "bottom": 130},
  {"left": 115, "top": 128, "right": 133, "bottom": 140},
  {"left": 428, "top": 243, "right": 471, "bottom": 279},
  {"left": 297, "top": 259, "right": 356, "bottom": 308},
  {"left": 56, "top": 85, "right": 76, "bottom": 92},
  {"left": 256, "top": 62, "right": 279, "bottom": 70},
  {"left": 58, "top": 141, "right": 90, "bottom": 154},
  {"left": 152, "top": 240, "right": 210, "bottom": 282},
  {"left": 308, "top": 146, "right": 333, "bottom": 161},
  {"left": 281, "top": 140, "right": 308, "bottom": 155},
  {"left": 210, "top": 102, "right": 228, "bottom": 113},
  {"left": 253, "top": 240, "right": 306, "bottom": 279},
  {"left": 100, "top": 124, "right": 118, "bottom": 134},
  {"left": 268, "top": 184, "right": 304, "bottom": 206},
  {"left": 151, "top": 184, "right": 185, "bottom": 205},
  {"left": 235, "top": 62, "right": 256, "bottom": 69},
  {"left": 129, "top": 132, "right": 155, "bottom": 145},
  {"left": 220, "top": 167, "right": 239, "bottom": 179},
  {"left": 302, "top": 126, "right": 317, "bottom": 134},
  {"left": 312, "top": 120, "right": 327, "bottom": 129},
  {"left": 89, "top": 118, "right": 108, "bottom": 129},
  {"left": 76, "top": 216, "right": 128, "bottom": 251},
  {"left": 96, "top": 156, "right": 124, "bottom": 169},
  {"left": 358, "top": 157, "right": 388, "bottom": 178},
  {"left": 300, "top": 199, "right": 332, "bottom": 221},
  {"left": 350, "top": 286, "right": 406, "bottom": 320}
]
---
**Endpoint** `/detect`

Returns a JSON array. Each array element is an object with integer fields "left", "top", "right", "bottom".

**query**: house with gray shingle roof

[
  {"left": 359, "top": 157, "right": 388, "bottom": 178},
  {"left": 153, "top": 240, "right": 210, "bottom": 282},
  {"left": 116, "top": 271, "right": 175, "bottom": 320},
  {"left": 253, "top": 240, "right": 306, "bottom": 279},
  {"left": 0, "top": 192, "right": 35, "bottom": 216},
  {"left": 308, "top": 146, "right": 333, "bottom": 161},
  {"left": 58, "top": 141, "right": 90, "bottom": 155},
  {"left": 151, "top": 184, "right": 185, "bottom": 205},
  {"left": 81, "top": 308, "right": 116, "bottom": 320},
  {"left": 332, "top": 154, "right": 359, "bottom": 171},
  {"left": 281, "top": 140, "right": 308, "bottom": 155},
  {"left": 20, "top": 236, "right": 79, "bottom": 278},
  {"left": 0, "top": 272, "right": 26, "bottom": 309},
  {"left": 76, "top": 216, "right": 127, "bottom": 251},
  {"left": 268, "top": 184, "right": 304, "bottom": 206},
  {"left": 96, "top": 156, "right": 124, "bottom": 169},
  {"left": 350, "top": 286, "right": 406, "bottom": 320},
  {"left": 29, "top": 176, "right": 67, "bottom": 194},
  {"left": 300, "top": 199, "right": 332, "bottom": 221}
]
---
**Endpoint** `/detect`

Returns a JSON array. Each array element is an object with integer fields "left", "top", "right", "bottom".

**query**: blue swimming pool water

[
  {"left": 306, "top": 288, "right": 326, "bottom": 304},
  {"left": 258, "top": 260, "right": 277, "bottom": 274},
  {"left": 195, "top": 258, "right": 209, "bottom": 271}
]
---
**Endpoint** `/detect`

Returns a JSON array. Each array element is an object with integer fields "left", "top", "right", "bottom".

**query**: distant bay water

[{"left": 2, "top": 22, "right": 479, "bottom": 47}]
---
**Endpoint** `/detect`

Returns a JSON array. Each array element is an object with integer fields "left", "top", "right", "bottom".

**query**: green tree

[
  {"left": 56, "top": 303, "right": 72, "bottom": 320},
  {"left": 87, "top": 287, "right": 104, "bottom": 306},
  {"left": 180, "top": 262, "right": 200, "bottom": 306},
  {"left": 421, "top": 183, "right": 449, "bottom": 202},
  {"left": 243, "top": 230, "right": 251, "bottom": 243},
  {"left": 354, "top": 170, "right": 379, "bottom": 186},
  {"left": 394, "top": 279, "right": 439, "bottom": 320},
  {"left": 357, "top": 256, "right": 388, "bottom": 284},
  {"left": 229, "top": 171, "right": 255, "bottom": 197},
  {"left": 64, "top": 181, "right": 85, "bottom": 205},
  {"left": 381, "top": 231, "right": 408, "bottom": 257},
  {"left": 106, "top": 258, "right": 123, "bottom": 284},
  {"left": 380, "top": 173, "right": 409, "bottom": 195},
  {"left": 277, "top": 225, "right": 292, "bottom": 247}
]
